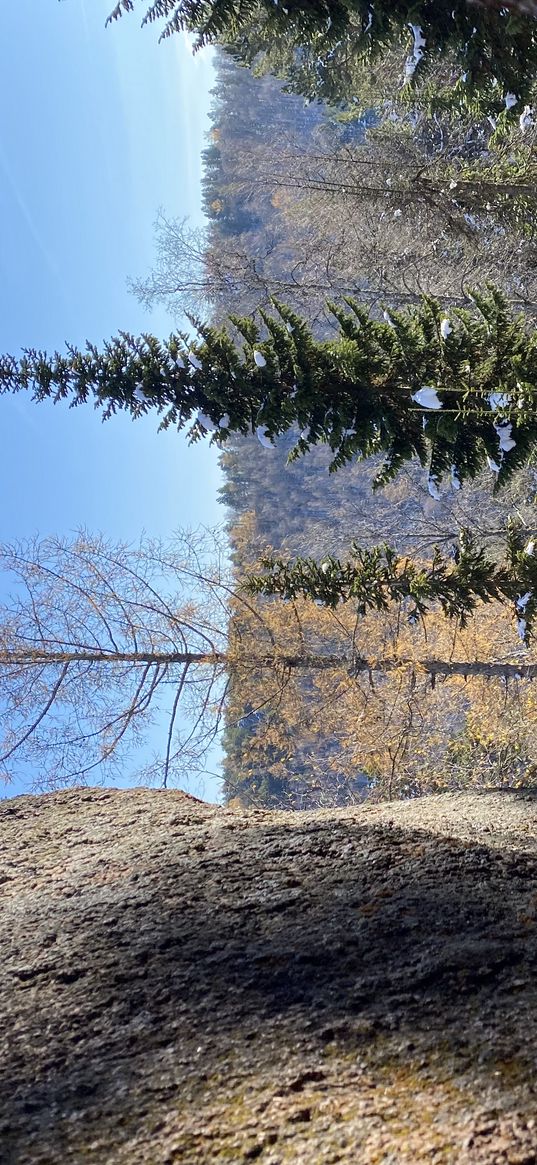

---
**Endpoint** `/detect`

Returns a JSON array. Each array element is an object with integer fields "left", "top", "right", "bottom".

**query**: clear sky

[{"left": 0, "top": 1, "right": 224, "bottom": 801}]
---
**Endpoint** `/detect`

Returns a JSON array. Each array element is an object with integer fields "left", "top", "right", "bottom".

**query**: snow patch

[
  {"left": 413, "top": 386, "right": 443, "bottom": 410},
  {"left": 404, "top": 24, "right": 426, "bottom": 81},
  {"left": 427, "top": 476, "right": 441, "bottom": 500},
  {"left": 517, "top": 617, "right": 527, "bottom": 641},
  {"left": 256, "top": 426, "right": 275, "bottom": 449}
]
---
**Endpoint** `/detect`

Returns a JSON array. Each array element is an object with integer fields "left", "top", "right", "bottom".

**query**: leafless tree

[{"left": 128, "top": 210, "right": 419, "bottom": 327}]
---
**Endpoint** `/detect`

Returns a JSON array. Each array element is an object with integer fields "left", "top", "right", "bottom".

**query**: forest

[{"left": 128, "top": 35, "right": 537, "bottom": 809}]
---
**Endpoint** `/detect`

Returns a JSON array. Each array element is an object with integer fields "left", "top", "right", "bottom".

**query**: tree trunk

[
  {"left": 350, "top": 657, "right": 537, "bottom": 681},
  {"left": 5, "top": 649, "right": 534, "bottom": 681}
]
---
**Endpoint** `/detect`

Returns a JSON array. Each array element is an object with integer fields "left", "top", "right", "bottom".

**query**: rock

[{"left": 2, "top": 787, "right": 537, "bottom": 1162}]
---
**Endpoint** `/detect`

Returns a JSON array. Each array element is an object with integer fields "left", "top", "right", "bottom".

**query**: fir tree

[
  {"left": 244, "top": 525, "right": 537, "bottom": 645},
  {"left": 3, "top": 288, "right": 537, "bottom": 491},
  {"left": 107, "top": 0, "right": 537, "bottom": 111}
]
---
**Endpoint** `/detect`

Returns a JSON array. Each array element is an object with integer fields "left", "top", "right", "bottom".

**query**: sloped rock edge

[{"left": 2, "top": 788, "right": 537, "bottom": 1164}]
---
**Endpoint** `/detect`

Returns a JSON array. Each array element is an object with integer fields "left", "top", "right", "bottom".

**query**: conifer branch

[{"left": 244, "top": 525, "right": 537, "bottom": 645}]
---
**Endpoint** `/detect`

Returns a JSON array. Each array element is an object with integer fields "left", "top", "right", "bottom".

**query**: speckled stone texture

[{"left": 2, "top": 786, "right": 537, "bottom": 1164}]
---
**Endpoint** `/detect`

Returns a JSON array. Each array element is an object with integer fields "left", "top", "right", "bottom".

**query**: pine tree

[
  {"left": 106, "top": 0, "right": 537, "bottom": 111},
  {"left": 3, "top": 287, "right": 537, "bottom": 491}
]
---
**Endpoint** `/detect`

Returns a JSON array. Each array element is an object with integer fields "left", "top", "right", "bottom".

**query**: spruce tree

[
  {"left": 107, "top": 0, "right": 537, "bottom": 111},
  {"left": 3, "top": 288, "right": 537, "bottom": 492},
  {"left": 244, "top": 525, "right": 537, "bottom": 645}
]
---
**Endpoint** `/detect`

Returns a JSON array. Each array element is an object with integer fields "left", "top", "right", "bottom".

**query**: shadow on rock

[{"left": 3, "top": 808, "right": 537, "bottom": 1161}]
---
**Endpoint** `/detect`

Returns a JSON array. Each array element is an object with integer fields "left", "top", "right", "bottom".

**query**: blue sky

[{"left": 0, "top": 1, "right": 225, "bottom": 800}]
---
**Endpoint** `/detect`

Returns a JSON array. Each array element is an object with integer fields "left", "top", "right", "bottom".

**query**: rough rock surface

[{"left": 2, "top": 786, "right": 537, "bottom": 1164}]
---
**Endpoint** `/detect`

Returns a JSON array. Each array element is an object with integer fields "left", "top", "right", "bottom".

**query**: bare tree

[
  {"left": 135, "top": 148, "right": 537, "bottom": 342},
  {"left": 129, "top": 211, "right": 412, "bottom": 327},
  {"left": 0, "top": 527, "right": 376, "bottom": 792},
  {"left": 221, "top": 125, "right": 537, "bottom": 314},
  {"left": 0, "top": 529, "right": 236, "bottom": 791}
]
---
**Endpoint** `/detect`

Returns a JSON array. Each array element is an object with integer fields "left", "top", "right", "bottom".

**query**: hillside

[{"left": 3, "top": 787, "right": 537, "bottom": 1163}]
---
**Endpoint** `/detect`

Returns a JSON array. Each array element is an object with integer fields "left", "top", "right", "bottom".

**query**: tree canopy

[{"left": 107, "top": 0, "right": 537, "bottom": 111}]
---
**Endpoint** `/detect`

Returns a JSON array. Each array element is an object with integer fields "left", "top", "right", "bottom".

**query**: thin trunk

[
  {"left": 350, "top": 658, "right": 537, "bottom": 681},
  {"left": 418, "top": 177, "right": 537, "bottom": 200},
  {"left": 0, "top": 649, "right": 225, "bottom": 667},
  {"left": 3, "top": 649, "right": 534, "bottom": 682}
]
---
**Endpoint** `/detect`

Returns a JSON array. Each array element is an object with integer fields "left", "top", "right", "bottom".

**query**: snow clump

[
  {"left": 450, "top": 466, "right": 461, "bottom": 491},
  {"left": 413, "top": 387, "right": 443, "bottom": 410},
  {"left": 427, "top": 475, "right": 441, "bottom": 500},
  {"left": 196, "top": 412, "right": 216, "bottom": 432},
  {"left": 256, "top": 426, "right": 275, "bottom": 448},
  {"left": 489, "top": 392, "right": 510, "bottom": 411},
  {"left": 404, "top": 24, "right": 426, "bottom": 81},
  {"left": 517, "top": 618, "right": 527, "bottom": 641},
  {"left": 495, "top": 421, "right": 516, "bottom": 452},
  {"left": 196, "top": 412, "right": 229, "bottom": 433}
]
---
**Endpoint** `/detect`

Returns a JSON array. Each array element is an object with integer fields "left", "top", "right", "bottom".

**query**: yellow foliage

[{"left": 226, "top": 511, "right": 537, "bottom": 803}]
